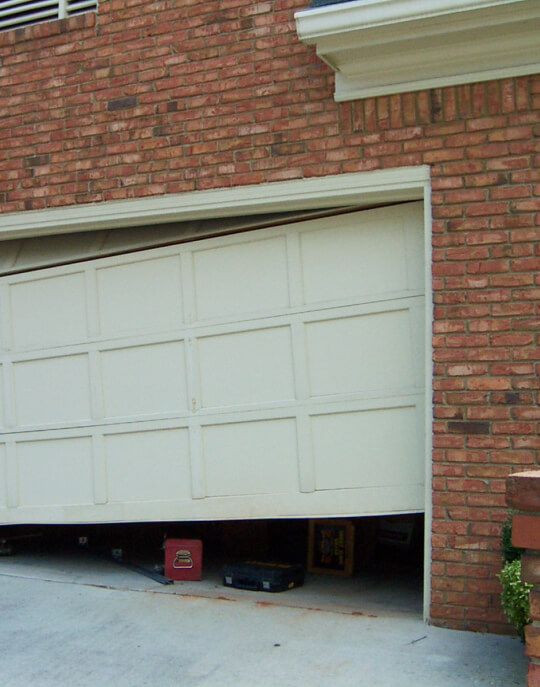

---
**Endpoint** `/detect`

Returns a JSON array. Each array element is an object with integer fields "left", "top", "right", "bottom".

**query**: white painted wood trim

[
  {"left": 295, "top": 0, "right": 540, "bottom": 101},
  {"left": 188, "top": 423, "right": 205, "bottom": 500},
  {"left": 0, "top": 486, "right": 426, "bottom": 525},
  {"left": 6, "top": 443, "right": 18, "bottom": 508},
  {"left": 334, "top": 64, "right": 540, "bottom": 103},
  {"left": 0, "top": 283, "right": 11, "bottom": 352},
  {"left": 2, "top": 362, "right": 15, "bottom": 429},
  {"left": 0, "top": 168, "right": 429, "bottom": 241},
  {"left": 422, "top": 183, "right": 433, "bottom": 624},
  {"left": 91, "top": 433, "right": 107, "bottom": 505}
]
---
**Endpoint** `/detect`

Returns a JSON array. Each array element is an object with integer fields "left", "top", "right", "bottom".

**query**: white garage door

[{"left": 0, "top": 203, "right": 425, "bottom": 524}]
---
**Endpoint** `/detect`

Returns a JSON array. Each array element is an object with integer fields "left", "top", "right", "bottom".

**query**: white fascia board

[
  {"left": 295, "top": 0, "right": 540, "bottom": 101},
  {"left": 0, "top": 167, "right": 430, "bottom": 240},
  {"left": 335, "top": 63, "right": 540, "bottom": 103},
  {"left": 295, "top": 0, "right": 528, "bottom": 40}
]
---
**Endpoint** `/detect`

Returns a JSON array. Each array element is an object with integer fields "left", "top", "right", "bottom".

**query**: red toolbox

[{"left": 164, "top": 539, "right": 202, "bottom": 581}]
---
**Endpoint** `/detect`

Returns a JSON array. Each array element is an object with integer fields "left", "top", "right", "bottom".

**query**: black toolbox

[{"left": 222, "top": 561, "right": 305, "bottom": 593}]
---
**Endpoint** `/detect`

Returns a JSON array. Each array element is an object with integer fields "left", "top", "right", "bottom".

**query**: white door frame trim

[
  {"left": 2, "top": 167, "right": 429, "bottom": 240},
  {"left": 0, "top": 167, "right": 433, "bottom": 621}
]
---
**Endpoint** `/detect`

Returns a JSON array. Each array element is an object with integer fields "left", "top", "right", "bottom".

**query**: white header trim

[{"left": 0, "top": 167, "right": 430, "bottom": 241}]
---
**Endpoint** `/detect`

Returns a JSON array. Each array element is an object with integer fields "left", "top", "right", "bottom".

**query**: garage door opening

[
  {"left": 1, "top": 168, "right": 432, "bottom": 619},
  {"left": 1, "top": 194, "right": 430, "bottom": 617},
  {"left": 0, "top": 515, "right": 424, "bottom": 617}
]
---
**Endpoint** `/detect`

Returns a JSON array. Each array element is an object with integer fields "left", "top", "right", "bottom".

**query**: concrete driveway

[{"left": 0, "top": 552, "right": 527, "bottom": 687}]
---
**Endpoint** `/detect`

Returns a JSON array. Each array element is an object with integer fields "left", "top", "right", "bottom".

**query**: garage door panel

[
  {"left": 202, "top": 419, "right": 299, "bottom": 497},
  {"left": 311, "top": 406, "right": 423, "bottom": 491},
  {"left": 17, "top": 437, "right": 94, "bottom": 507},
  {"left": 104, "top": 429, "right": 191, "bottom": 503},
  {"left": 13, "top": 355, "right": 92, "bottom": 427},
  {"left": 305, "top": 308, "right": 418, "bottom": 398},
  {"left": 300, "top": 206, "right": 416, "bottom": 305},
  {"left": 198, "top": 327, "right": 296, "bottom": 409},
  {"left": 96, "top": 255, "right": 183, "bottom": 336},
  {"left": 9, "top": 272, "right": 88, "bottom": 349},
  {"left": 0, "top": 365, "right": 4, "bottom": 429},
  {"left": 101, "top": 341, "right": 188, "bottom": 419},
  {"left": 192, "top": 236, "right": 290, "bottom": 321},
  {"left": 0, "top": 444, "right": 6, "bottom": 507}
]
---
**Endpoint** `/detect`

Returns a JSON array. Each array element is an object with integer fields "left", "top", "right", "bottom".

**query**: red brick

[
  {"left": 513, "top": 515, "right": 540, "bottom": 549},
  {"left": 446, "top": 591, "right": 490, "bottom": 607},
  {"left": 467, "top": 378, "right": 512, "bottom": 391},
  {"left": 430, "top": 604, "right": 465, "bottom": 620},
  {"left": 467, "top": 493, "right": 508, "bottom": 507},
  {"left": 464, "top": 607, "right": 507, "bottom": 623},
  {"left": 432, "top": 577, "right": 465, "bottom": 592},
  {"left": 493, "top": 421, "right": 536, "bottom": 435},
  {"left": 464, "top": 579, "right": 503, "bottom": 594},
  {"left": 527, "top": 663, "right": 540, "bottom": 687},
  {"left": 523, "top": 555, "right": 540, "bottom": 585},
  {"left": 529, "top": 592, "right": 540, "bottom": 621},
  {"left": 526, "top": 625, "right": 540, "bottom": 659},
  {"left": 446, "top": 563, "right": 491, "bottom": 579}
]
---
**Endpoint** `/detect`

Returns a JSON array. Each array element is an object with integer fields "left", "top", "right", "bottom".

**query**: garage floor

[
  {"left": 0, "top": 546, "right": 422, "bottom": 617},
  {"left": 0, "top": 548, "right": 527, "bottom": 687}
]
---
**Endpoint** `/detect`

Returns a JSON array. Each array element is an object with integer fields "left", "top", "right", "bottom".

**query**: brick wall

[{"left": 1, "top": 0, "right": 539, "bottom": 633}]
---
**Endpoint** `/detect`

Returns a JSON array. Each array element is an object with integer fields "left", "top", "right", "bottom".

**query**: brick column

[{"left": 507, "top": 471, "right": 540, "bottom": 687}]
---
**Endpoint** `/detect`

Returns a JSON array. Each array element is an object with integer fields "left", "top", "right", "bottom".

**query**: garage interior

[{"left": 0, "top": 514, "right": 424, "bottom": 617}]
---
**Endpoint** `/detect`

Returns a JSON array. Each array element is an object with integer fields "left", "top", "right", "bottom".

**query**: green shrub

[{"left": 498, "top": 557, "right": 532, "bottom": 640}]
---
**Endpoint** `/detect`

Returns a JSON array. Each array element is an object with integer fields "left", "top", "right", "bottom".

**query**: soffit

[{"left": 295, "top": 0, "right": 540, "bottom": 101}]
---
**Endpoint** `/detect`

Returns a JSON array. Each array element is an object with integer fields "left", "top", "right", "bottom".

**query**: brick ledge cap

[{"left": 506, "top": 470, "right": 540, "bottom": 511}]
